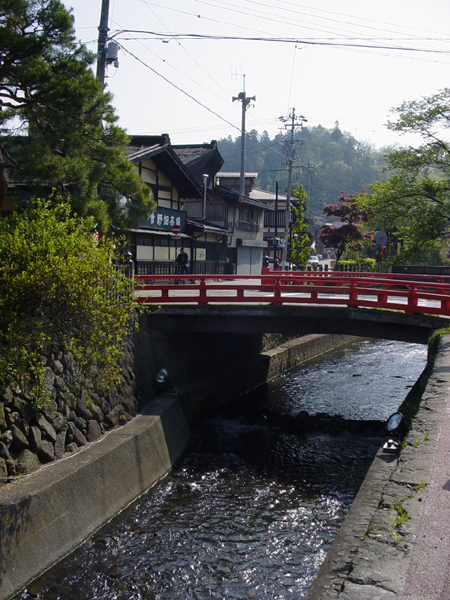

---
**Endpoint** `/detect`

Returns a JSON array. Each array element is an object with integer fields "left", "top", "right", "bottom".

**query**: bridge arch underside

[{"left": 146, "top": 306, "right": 447, "bottom": 345}]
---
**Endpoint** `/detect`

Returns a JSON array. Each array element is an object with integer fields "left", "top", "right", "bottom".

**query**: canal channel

[{"left": 18, "top": 338, "right": 427, "bottom": 600}]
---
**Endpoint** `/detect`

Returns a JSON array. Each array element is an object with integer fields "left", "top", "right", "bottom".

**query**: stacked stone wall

[{"left": 0, "top": 345, "right": 137, "bottom": 485}]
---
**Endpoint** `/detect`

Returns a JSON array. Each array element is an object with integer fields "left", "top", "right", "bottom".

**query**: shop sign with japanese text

[{"left": 138, "top": 208, "right": 186, "bottom": 232}]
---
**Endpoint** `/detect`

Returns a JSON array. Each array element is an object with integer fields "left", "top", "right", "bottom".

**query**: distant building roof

[
  {"left": 249, "top": 188, "right": 287, "bottom": 203},
  {"left": 213, "top": 185, "right": 268, "bottom": 210},
  {"left": 125, "top": 134, "right": 171, "bottom": 160},
  {"left": 172, "top": 141, "right": 219, "bottom": 165},
  {"left": 187, "top": 218, "right": 229, "bottom": 235},
  {"left": 217, "top": 172, "right": 258, "bottom": 179}
]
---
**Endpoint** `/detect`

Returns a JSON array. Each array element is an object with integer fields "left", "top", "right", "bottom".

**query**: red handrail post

[
  {"left": 262, "top": 266, "right": 271, "bottom": 286},
  {"left": 379, "top": 291, "right": 388, "bottom": 307},
  {"left": 442, "top": 298, "right": 450, "bottom": 315},
  {"left": 198, "top": 278, "right": 207, "bottom": 306},
  {"left": 348, "top": 280, "right": 358, "bottom": 308},
  {"left": 406, "top": 285, "right": 419, "bottom": 314},
  {"left": 273, "top": 277, "right": 282, "bottom": 306}
]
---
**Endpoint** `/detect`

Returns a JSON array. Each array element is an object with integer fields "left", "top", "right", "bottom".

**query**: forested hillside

[{"left": 217, "top": 124, "right": 387, "bottom": 215}]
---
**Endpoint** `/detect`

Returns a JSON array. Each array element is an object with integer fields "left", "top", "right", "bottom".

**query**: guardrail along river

[{"left": 18, "top": 339, "right": 427, "bottom": 600}]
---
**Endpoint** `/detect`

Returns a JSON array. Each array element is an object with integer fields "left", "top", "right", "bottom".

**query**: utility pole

[
  {"left": 232, "top": 86, "right": 255, "bottom": 198},
  {"left": 275, "top": 180, "right": 279, "bottom": 267},
  {"left": 279, "top": 108, "right": 307, "bottom": 265},
  {"left": 304, "top": 160, "right": 314, "bottom": 230},
  {"left": 96, "top": 0, "right": 110, "bottom": 84}
]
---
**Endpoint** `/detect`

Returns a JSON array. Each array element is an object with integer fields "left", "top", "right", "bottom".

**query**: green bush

[
  {"left": 362, "top": 258, "right": 376, "bottom": 271},
  {"left": 0, "top": 200, "right": 135, "bottom": 408},
  {"left": 334, "top": 258, "right": 376, "bottom": 272}
]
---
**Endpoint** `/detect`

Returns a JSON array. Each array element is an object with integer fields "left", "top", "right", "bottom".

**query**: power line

[
  {"left": 267, "top": 0, "right": 450, "bottom": 39},
  {"left": 286, "top": 45, "right": 298, "bottom": 114},
  {"left": 128, "top": 0, "right": 450, "bottom": 60},
  {"left": 113, "top": 31, "right": 450, "bottom": 56},
  {"left": 174, "top": 0, "right": 450, "bottom": 55},
  {"left": 136, "top": 0, "right": 230, "bottom": 96},
  {"left": 237, "top": 0, "right": 450, "bottom": 51},
  {"left": 109, "top": 18, "right": 231, "bottom": 106}
]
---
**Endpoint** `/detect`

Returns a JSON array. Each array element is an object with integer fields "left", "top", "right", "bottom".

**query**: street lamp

[
  {"left": 202, "top": 173, "right": 209, "bottom": 219},
  {"left": 383, "top": 412, "right": 406, "bottom": 453}
]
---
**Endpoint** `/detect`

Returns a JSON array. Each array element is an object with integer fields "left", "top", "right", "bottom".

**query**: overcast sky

[{"left": 63, "top": 0, "right": 450, "bottom": 152}]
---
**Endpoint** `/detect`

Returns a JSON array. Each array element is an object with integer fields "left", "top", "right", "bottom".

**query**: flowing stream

[{"left": 18, "top": 338, "right": 427, "bottom": 600}]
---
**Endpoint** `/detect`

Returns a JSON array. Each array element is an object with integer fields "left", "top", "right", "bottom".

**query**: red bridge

[{"left": 135, "top": 271, "right": 450, "bottom": 318}]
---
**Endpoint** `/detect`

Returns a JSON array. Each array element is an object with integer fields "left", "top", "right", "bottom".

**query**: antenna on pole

[{"left": 232, "top": 78, "right": 256, "bottom": 198}]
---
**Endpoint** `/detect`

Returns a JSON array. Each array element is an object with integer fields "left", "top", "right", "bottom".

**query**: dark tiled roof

[
  {"left": 172, "top": 141, "right": 224, "bottom": 185},
  {"left": 127, "top": 135, "right": 202, "bottom": 198},
  {"left": 173, "top": 146, "right": 210, "bottom": 164}
]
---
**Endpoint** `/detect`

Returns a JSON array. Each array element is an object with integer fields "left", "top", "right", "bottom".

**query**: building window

[
  {"left": 137, "top": 236, "right": 153, "bottom": 245},
  {"left": 206, "top": 204, "right": 225, "bottom": 220},
  {"left": 264, "top": 211, "right": 285, "bottom": 228}
]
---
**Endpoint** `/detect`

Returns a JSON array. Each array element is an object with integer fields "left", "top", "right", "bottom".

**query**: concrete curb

[
  {"left": 308, "top": 335, "right": 450, "bottom": 600},
  {"left": 0, "top": 396, "right": 190, "bottom": 600}
]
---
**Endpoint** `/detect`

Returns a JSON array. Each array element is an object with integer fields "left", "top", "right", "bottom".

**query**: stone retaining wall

[
  {"left": 1, "top": 325, "right": 347, "bottom": 487},
  {"left": 0, "top": 345, "right": 137, "bottom": 486}
]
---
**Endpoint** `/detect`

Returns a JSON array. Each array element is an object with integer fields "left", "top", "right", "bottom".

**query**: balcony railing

[{"left": 235, "top": 220, "right": 260, "bottom": 233}]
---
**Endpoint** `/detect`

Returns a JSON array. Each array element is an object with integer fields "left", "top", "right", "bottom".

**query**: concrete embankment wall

[
  {"left": 171, "top": 332, "right": 356, "bottom": 426},
  {"left": 0, "top": 330, "right": 354, "bottom": 599}
]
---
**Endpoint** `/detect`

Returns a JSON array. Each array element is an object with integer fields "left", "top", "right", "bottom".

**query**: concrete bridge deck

[{"left": 146, "top": 304, "right": 447, "bottom": 344}]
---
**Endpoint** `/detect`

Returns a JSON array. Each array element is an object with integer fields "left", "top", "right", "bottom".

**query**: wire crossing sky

[{"left": 64, "top": 0, "right": 450, "bottom": 149}]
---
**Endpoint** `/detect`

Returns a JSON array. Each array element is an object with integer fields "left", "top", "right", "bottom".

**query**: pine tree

[{"left": 0, "top": 0, "right": 153, "bottom": 230}]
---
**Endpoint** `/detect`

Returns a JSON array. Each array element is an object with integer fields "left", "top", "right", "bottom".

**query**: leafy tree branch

[
  {"left": 319, "top": 192, "right": 371, "bottom": 262},
  {"left": 0, "top": 200, "right": 137, "bottom": 408},
  {"left": 358, "top": 88, "right": 450, "bottom": 264}
]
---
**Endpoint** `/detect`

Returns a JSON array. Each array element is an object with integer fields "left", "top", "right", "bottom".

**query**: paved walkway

[{"left": 401, "top": 357, "right": 450, "bottom": 600}]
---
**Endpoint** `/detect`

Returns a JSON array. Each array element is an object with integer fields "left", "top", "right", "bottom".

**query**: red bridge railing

[{"left": 134, "top": 272, "right": 450, "bottom": 318}]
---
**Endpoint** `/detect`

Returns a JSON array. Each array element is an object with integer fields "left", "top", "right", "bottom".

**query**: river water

[{"left": 18, "top": 338, "right": 427, "bottom": 600}]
